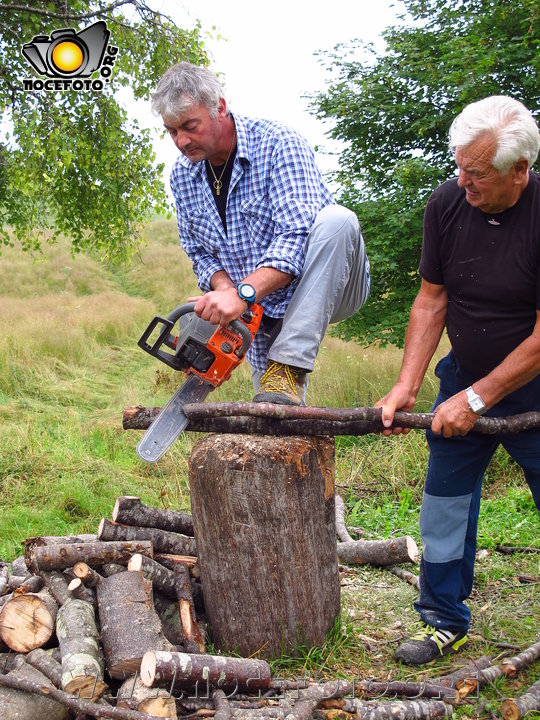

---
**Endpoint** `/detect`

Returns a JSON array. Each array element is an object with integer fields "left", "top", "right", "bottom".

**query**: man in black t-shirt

[{"left": 376, "top": 96, "right": 540, "bottom": 666}]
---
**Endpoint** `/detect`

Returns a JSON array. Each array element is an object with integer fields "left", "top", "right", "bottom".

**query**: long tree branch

[{"left": 0, "top": 0, "right": 136, "bottom": 21}]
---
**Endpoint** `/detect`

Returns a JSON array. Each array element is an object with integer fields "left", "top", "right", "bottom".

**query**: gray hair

[
  {"left": 151, "top": 62, "right": 225, "bottom": 121},
  {"left": 449, "top": 95, "right": 540, "bottom": 174}
]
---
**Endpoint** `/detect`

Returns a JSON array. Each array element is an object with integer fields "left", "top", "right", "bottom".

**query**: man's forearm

[{"left": 474, "top": 312, "right": 540, "bottom": 408}]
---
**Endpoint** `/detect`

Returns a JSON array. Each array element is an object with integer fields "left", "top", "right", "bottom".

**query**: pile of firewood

[{"left": 0, "top": 495, "right": 538, "bottom": 720}]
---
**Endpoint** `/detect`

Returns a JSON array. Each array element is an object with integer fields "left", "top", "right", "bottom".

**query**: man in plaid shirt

[{"left": 151, "top": 63, "right": 370, "bottom": 405}]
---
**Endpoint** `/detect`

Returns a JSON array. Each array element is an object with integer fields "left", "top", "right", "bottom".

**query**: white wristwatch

[{"left": 465, "top": 386, "right": 486, "bottom": 415}]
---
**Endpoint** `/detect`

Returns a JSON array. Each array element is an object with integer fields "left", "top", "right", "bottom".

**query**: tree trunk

[
  {"left": 98, "top": 519, "right": 196, "bottom": 557},
  {"left": 0, "top": 588, "right": 58, "bottom": 652},
  {"left": 117, "top": 675, "right": 177, "bottom": 718},
  {"left": 97, "top": 571, "right": 174, "bottom": 679},
  {"left": 25, "top": 540, "right": 153, "bottom": 574},
  {"left": 188, "top": 434, "right": 340, "bottom": 659},
  {"left": 140, "top": 651, "right": 271, "bottom": 695},
  {"left": 0, "top": 662, "right": 69, "bottom": 719},
  {"left": 56, "top": 598, "right": 107, "bottom": 698},
  {"left": 113, "top": 496, "right": 194, "bottom": 536}
]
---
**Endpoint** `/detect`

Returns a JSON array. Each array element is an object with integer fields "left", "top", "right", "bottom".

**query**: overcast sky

[{"left": 130, "top": 0, "right": 403, "bottom": 190}]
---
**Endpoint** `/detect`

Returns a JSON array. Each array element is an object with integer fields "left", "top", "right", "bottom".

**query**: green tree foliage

[
  {"left": 312, "top": 0, "right": 540, "bottom": 346},
  {"left": 0, "top": 0, "right": 208, "bottom": 261}
]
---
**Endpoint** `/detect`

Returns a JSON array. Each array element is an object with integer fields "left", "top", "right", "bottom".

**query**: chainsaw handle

[{"left": 166, "top": 303, "right": 254, "bottom": 358}]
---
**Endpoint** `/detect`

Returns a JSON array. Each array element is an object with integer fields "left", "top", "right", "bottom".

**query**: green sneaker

[
  {"left": 253, "top": 361, "right": 307, "bottom": 406},
  {"left": 394, "top": 622, "right": 468, "bottom": 665}
]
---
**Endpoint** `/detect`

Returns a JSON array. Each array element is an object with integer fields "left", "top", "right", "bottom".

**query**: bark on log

[
  {"left": 337, "top": 536, "right": 418, "bottom": 566},
  {"left": 386, "top": 566, "right": 420, "bottom": 589},
  {"left": 153, "top": 591, "right": 185, "bottom": 646},
  {"left": 0, "top": 587, "right": 58, "bottom": 651},
  {"left": 0, "top": 652, "right": 24, "bottom": 674},
  {"left": 57, "top": 598, "right": 107, "bottom": 698},
  {"left": 128, "top": 553, "right": 177, "bottom": 599},
  {"left": 0, "top": 670, "right": 162, "bottom": 719},
  {"left": 25, "top": 647, "right": 63, "bottom": 686},
  {"left": 355, "top": 699, "right": 453, "bottom": 719},
  {"left": 73, "top": 561, "right": 105, "bottom": 587},
  {"left": 68, "top": 577, "right": 98, "bottom": 606},
  {"left": 117, "top": 675, "right": 177, "bottom": 718},
  {"left": 113, "top": 496, "right": 194, "bottom": 537},
  {"left": 496, "top": 545, "right": 540, "bottom": 555},
  {"left": 123, "top": 403, "right": 540, "bottom": 436},
  {"left": 10, "top": 573, "right": 44, "bottom": 593},
  {"left": 0, "top": 662, "right": 69, "bottom": 719},
  {"left": 97, "top": 571, "right": 174, "bottom": 679},
  {"left": 174, "top": 562, "right": 205, "bottom": 653},
  {"left": 102, "top": 562, "right": 128, "bottom": 576},
  {"left": 189, "top": 434, "right": 340, "bottom": 659},
  {"left": 501, "top": 679, "right": 540, "bottom": 720},
  {"left": 40, "top": 570, "right": 73, "bottom": 606},
  {"left": 0, "top": 566, "right": 8, "bottom": 596},
  {"left": 154, "top": 553, "right": 199, "bottom": 574},
  {"left": 355, "top": 679, "right": 456, "bottom": 703},
  {"left": 433, "top": 655, "right": 493, "bottom": 687},
  {"left": 23, "top": 534, "right": 98, "bottom": 549},
  {"left": 98, "top": 519, "right": 196, "bottom": 557},
  {"left": 25, "top": 540, "right": 153, "bottom": 574},
  {"left": 500, "top": 639, "right": 540, "bottom": 677},
  {"left": 140, "top": 651, "right": 271, "bottom": 695}
]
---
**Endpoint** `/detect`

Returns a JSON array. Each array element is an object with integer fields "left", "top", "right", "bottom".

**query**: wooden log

[
  {"left": 501, "top": 679, "right": 540, "bottom": 720},
  {"left": 213, "top": 689, "right": 230, "bottom": 720},
  {"left": 56, "top": 598, "right": 107, "bottom": 698},
  {"left": 0, "top": 662, "right": 69, "bottom": 719},
  {"left": 72, "top": 561, "right": 105, "bottom": 588},
  {"left": 337, "top": 536, "right": 418, "bottom": 566},
  {"left": 25, "top": 647, "right": 63, "bottom": 686},
  {"left": 500, "top": 639, "right": 540, "bottom": 677},
  {"left": 0, "top": 566, "right": 8, "bottom": 596},
  {"left": 0, "top": 670, "right": 161, "bottom": 719},
  {"left": 40, "top": 570, "right": 73, "bottom": 606},
  {"left": 0, "top": 587, "right": 58, "bottom": 652},
  {"left": 140, "top": 651, "right": 271, "bottom": 694},
  {"left": 386, "top": 566, "right": 420, "bottom": 589},
  {"left": 433, "top": 655, "right": 493, "bottom": 687},
  {"left": 153, "top": 590, "right": 185, "bottom": 646},
  {"left": 128, "top": 553, "right": 177, "bottom": 599},
  {"left": 355, "top": 679, "right": 457, "bottom": 703},
  {"left": 9, "top": 556, "right": 28, "bottom": 575},
  {"left": 113, "top": 496, "right": 194, "bottom": 537},
  {"left": 0, "top": 652, "right": 25, "bottom": 674},
  {"left": 98, "top": 519, "right": 196, "bottom": 557},
  {"left": 189, "top": 434, "right": 340, "bottom": 659},
  {"left": 97, "top": 570, "right": 174, "bottom": 679},
  {"left": 355, "top": 698, "right": 453, "bottom": 719},
  {"left": 123, "top": 402, "right": 540, "bottom": 436},
  {"left": 67, "top": 577, "right": 97, "bottom": 607},
  {"left": 117, "top": 674, "right": 177, "bottom": 718},
  {"left": 9, "top": 573, "right": 44, "bottom": 593},
  {"left": 101, "top": 562, "right": 128, "bottom": 576},
  {"left": 174, "top": 562, "right": 205, "bottom": 653},
  {"left": 25, "top": 540, "right": 153, "bottom": 574}
]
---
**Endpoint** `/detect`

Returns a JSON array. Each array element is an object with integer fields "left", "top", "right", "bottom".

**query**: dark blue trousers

[{"left": 415, "top": 352, "right": 540, "bottom": 633}]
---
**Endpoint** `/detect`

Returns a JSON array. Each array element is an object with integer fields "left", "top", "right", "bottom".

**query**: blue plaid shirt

[{"left": 170, "top": 112, "right": 335, "bottom": 371}]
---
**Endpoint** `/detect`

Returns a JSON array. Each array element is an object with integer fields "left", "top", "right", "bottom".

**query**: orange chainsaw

[{"left": 136, "top": 302, "right": 263, "bottom": 462}]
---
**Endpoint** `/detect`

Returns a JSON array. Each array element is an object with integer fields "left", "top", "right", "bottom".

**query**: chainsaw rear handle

[{"left": 166, "top": 302, "right": 253, "bottom": 358}]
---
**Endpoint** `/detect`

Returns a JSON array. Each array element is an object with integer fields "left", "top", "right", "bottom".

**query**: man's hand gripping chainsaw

[{"left": 136, "top": 302, "right": 263, "bottom": 462}]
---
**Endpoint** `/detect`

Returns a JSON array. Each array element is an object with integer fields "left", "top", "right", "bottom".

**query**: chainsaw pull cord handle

[{"left": 166, "top": 302, "right": 254, "bottom": 359}]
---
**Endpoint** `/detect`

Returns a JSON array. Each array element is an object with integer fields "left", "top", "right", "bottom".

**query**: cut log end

[
  {"left": 128, "top": 554, "right": 143, "bottom": 573},
  {"left": 0, "top": 592, "right": 57, "bottom": 652},
  {"left": 63, "top": 674, "right": 108, "bottom": 699},
  {"left": 140, "top": 651, "right": 157, "bottom": 687}
]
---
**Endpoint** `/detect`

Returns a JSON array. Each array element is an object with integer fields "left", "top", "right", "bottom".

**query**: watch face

[{"left": 238, "top": 283, "right": 256, "bottom": 302}]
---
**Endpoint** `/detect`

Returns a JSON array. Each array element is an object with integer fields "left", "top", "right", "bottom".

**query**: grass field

[{"left": 0, "top": 219, "right": 538, "bottom": 717}]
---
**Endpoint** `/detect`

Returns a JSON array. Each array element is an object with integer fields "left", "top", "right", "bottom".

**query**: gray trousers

[{"left": 252, "top": 204, "right": 370, "bottom": 390}]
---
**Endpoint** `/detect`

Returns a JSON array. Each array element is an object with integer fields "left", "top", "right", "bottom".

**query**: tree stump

[{"left": 188, "top": 434, "right": 340, "bottom": 659}]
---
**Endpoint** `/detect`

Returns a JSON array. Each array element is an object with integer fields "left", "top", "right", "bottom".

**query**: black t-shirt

[{"left": 419, "top": 172, "right": 540, "bottom": 377}]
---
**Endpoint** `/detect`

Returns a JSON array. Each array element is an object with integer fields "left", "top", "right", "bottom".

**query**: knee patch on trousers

[{"left": 419, "top": 492, "right": 472, "bottom": 563}]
